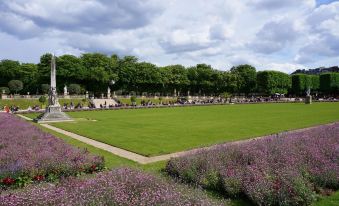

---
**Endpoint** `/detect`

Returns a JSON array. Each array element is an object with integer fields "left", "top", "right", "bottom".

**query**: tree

[
  {"left": 230, "top": 65, "right": 257, "bottom": 95},
  {"left": 41, "top": 84, "right": 50, "bottom": 94},
  {"left": 81, "top": 53, "right": 116, "bottom": 93},
  {"left": 20, "top": 63, "right": 39, "bottom": 94},
  {"left": 160, "top": 65, "right": 189, "bottom": 95},
  {"left": 257, "top": 71, "right": 291, "bottom": 95},
  {"left": 37, "top": 53, "right": 53, "bottom": 84},
  {"left": 8, "top": 80, "right": 23, "bottom": 94},
  {"left": 68, "top": 84, "right": 82, "bottom": 95},
  {"left": 118, "top": 56, "right": 138, "bottom": 92},
  {"left": 57, "top": 54, "right": 86, "bottom": 86},
  {"left": 135, "top": 62, "right": 162, "bottom": 93},
  {"left": 187, "top": 64, "right": 215, "bottom": 95},
  {"left": 320, "top": 73, "right": 339, "bottom": 94},
  {"left": 0, "top": 60, "right": 21, "bottom": 85},
  {"left": 291, "top": 74, "right": 319, "bottom": 95}
]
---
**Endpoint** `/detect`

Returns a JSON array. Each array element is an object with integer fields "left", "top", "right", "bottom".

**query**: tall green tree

[
  {"left": 320, "top": 73, "right": 339, "bottom": 94},
  {"left": 135, "top": 62, "right": 162, "bottom": 93},
  {"left": 117, "top": 56, "right": 138, "bottom": 92},
  {"left": 230, "top": 64, "right": 257, "bottom": 95},
  {"left": 0, "top": 60, "right": 21, "bottom": 86},
  {"left": 160, "top": 65, "right": 189, "bottom": 95},
  {"left": 257, "top": 71, "right": 291, "bottom": 95},
  {"left": 291, "top": 74, "right": 319, "bottom": 95},
  {"left": 20, "top": 63, "right": 39, "bottom": 94},
  {"left": 80, "top": 53, "right": 114, "bottom": 93}
]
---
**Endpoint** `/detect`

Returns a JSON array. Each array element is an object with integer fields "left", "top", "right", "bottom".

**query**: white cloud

[
  {"left": 295, "top": 2, "right": 339, "bottom": 64},
  {"left": 0, "top": 0, "right": 337, "bottom": 72}
]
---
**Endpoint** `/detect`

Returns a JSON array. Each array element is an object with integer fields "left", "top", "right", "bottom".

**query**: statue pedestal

[
  {"left": 305, "top": 95, "right": 312, "bottom": 104},
  {"left": 63, "top": 95, "right": 70, "bottom": 99},
  {"left": 34, "top": 105, "right": 73, "bottom": 123}
]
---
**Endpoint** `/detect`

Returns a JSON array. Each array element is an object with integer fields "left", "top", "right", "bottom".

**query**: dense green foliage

[
  {"left": 0, "top": 87, "right": 10, "bottom": 94},
  {"left": 292, "top": 74, "right": 321, "bottom": 95},
  {"left": 230, "top": 65, "right": 257, "bottom": 95},
  {"left": 320, "top": 73, "right": 339, "bottom": 94},
  {"left": 24, "top": 103, "right": 339, "bottom": 156},
  {"left": 8, "top": 80, "right": 23, "bottom": 94},
  {"left": 68, "top": 84, "right": 82, "bottom": 95},
  {"left": 1, "top": 53, "right": 338, "bottom": 96},
  {"left": 257, "top": 71, "right": 291, "bottom": 95}
]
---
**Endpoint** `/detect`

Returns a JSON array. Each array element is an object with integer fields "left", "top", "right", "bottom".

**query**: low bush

[
  {"left": 0, "top": 168, "right": 224, "bottom": 206},
  {"left": 166, "top": 123, "right": 339, "bottom": 205},
  {"left": 0, "top": 113, "right": 104, "bottom": 189}
]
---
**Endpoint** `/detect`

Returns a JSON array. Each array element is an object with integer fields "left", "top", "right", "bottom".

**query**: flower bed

[
  {"left": 0, "top": 168, "right": 223, "bottom": 206},
  {"left": 0, "top": 113, "right": 104, "bottom": 188},
  {"left": 166, "top": 123, "right": 339, "bottom": 205}
]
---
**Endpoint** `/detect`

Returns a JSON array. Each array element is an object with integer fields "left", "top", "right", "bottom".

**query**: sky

[{"left": 0, "top": 0, "right": 338, "bottom": 73}]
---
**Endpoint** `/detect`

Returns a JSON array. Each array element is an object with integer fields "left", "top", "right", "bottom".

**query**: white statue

[
  {"left": 107, "top": 87, "right": 111, "bottom": 98},
  {"left": 64, "top": 85, "right": 68, "bottom": 95},
  {"left": 306, "top": 88, "right": 311, "bottom": 96}
]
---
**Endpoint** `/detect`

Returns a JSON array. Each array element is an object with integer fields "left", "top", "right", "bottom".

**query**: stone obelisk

[{"left": 35, "top": 55, "right": 72, "bottom": 123}]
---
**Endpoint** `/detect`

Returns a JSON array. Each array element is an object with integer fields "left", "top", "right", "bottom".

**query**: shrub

[
  {"left": 166, "top": 123, "right": 339, "bottom": 205},
  {"left": 130, "top": 96, "right": 137, "bottom": 105},
  {"left": 38, "top": 95, "right": 47, "bottom": 106},
  {"left": 40, "top": 84, "right": 50, "bottom": 94},
  {"left": 0, "top": 168, "right": 223, "bottom": 206},
  {"left": 68, "top": 84, "right": 82, "bottom": 95},
  {"left": 8, "top": 80, "right": 23, "bottom": 94},
  {"left": 0, "top": 113, "right": 104, "bottom": 189},
  {"left": 0, "top": 87, "right": 10, "bottom": 94}
]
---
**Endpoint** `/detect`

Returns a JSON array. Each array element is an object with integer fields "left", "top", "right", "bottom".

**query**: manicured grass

[
  {"left": 42, "top": 102, "right": 339, "bottom": 156},
  {"left": 0, "top": 98, "right": 88, "bottom": 110},
  {"left": 118, "top": 97, "right": 177, "bottom": 105},
  {"left": 35, "top": 123, "right": 166, "bottom": 172}
]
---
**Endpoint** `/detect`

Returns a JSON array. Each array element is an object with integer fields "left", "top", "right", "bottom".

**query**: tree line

[{"left": 0, "top": 53, "right": 338, "bottom": 96}]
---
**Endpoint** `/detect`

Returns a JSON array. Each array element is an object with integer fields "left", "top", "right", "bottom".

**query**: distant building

[{"left": 292, "top": 66, "right": 339, "bottom": 75}]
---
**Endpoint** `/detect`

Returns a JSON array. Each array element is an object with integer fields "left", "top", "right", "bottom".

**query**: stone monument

[
  {"left": 63, "top": 85, "right": 70, "bottom": 99},
  {"left": 64, "top": 85, "right": 68, "bottom": 95},
  {"left": 107, "top": 87, "right": 111, "bottom": 98},
  {"left": 305, "top": 88, "right": 312, "bottom": 104},
  {"left": 35, "top": 55, "right": 72, "bottom": 123}
]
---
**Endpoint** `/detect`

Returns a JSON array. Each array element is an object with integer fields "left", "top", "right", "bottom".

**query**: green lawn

[
  {"left": 36, "top": 102, "right": 339, "bottom": 156},
  {"left": 118, "top": 97, "right": 177, "bottom": 105}
]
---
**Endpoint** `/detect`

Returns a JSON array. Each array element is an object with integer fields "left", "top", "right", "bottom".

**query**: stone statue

[
  {"left": 34, "top": 55, "right": 72, "bottom": 123},
  {"left": 305, "top": 87, "right": 312, "bottom": 104},
  {"left": 64, "top": 85, "right": 68, "bottom": 95},
  {"left": 107, "top": 87, "right": 111, "bottom": 98},
  {"left": 306, "top": 88, "right": 311, "bottom": 96}
]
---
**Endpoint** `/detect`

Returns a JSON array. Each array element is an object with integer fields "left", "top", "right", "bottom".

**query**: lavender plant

[
  {"left": 0, "top": 113, "right": 104, "bottom": 188},
  {"left": 166, "top": 123, "right": 339, "bottom": 205},
  {"left": 0, "top": 168, "right": 224, "bottom": 206}
]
